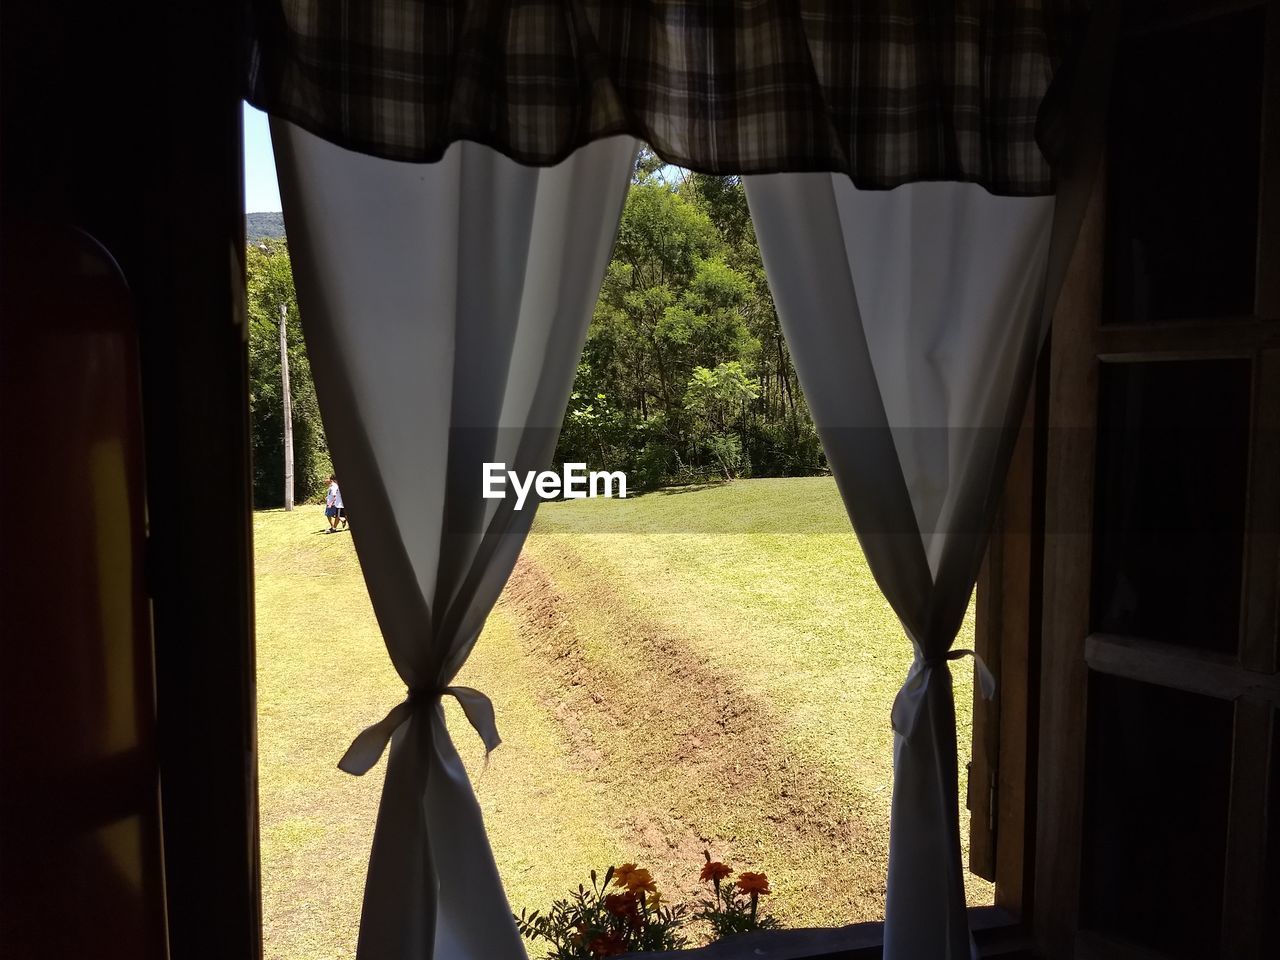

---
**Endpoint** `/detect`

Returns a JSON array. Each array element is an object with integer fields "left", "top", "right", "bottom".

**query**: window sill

[{"left": 625, "top": 907, "right": 1034, "bottom": 960}]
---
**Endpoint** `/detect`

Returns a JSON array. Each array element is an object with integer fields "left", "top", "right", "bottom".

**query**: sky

[
  {"left": 242, "top": 101, "right": 686, "bottom": 213},
  {"left": 243, "top": 103, "right": 282, "bottom": 213}
]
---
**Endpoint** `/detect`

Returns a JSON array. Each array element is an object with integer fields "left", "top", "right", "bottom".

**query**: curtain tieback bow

[
  {"left": 337, "top": 685, "right": 502, "bottom": 776},
  {"left": 890, "top": 649, "right": 996, "bottom": 738}
]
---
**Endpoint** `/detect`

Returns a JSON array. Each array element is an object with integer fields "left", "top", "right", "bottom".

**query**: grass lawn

[{"left": 255, "top": 476, "right": 989, "bottom": 960}]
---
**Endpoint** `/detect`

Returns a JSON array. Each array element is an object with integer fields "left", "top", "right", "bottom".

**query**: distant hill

[{"left": 247, "top": 211, "right": 286, "bottom": 241}]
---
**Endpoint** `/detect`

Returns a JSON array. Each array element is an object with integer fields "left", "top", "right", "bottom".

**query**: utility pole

[{"left": 280, "top": 300, "right": 294, "bottom": 511}]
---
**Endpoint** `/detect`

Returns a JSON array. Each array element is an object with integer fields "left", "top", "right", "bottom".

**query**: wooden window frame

[
  {"left": 970, "top": 349, "right": 1048, "bottom": 923},
  {"left": 1029, "top": 3, "right": 1280, "bottom": 959},
  {"left": 4, "top": 2, "right": 268, "bottom": 957},
  {"left": 40, "top": 1, "right": 1269, "bottom": 957}
]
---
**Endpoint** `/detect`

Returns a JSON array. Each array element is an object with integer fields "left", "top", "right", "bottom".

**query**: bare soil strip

[{"left": 496, "top": 551, "right": 890, "bottom": 924}]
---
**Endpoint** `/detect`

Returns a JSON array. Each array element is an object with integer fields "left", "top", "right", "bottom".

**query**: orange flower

[
  {"left": 623, "top": 868, "right": 657, "bottom": 894},
  {"left": 700, "top": 861, "right": 732, "bottom": 884},
  {"left": 603, "top": 892, "right": 641, "bottom": 920},
  {"left": 736, "top": 872, "right": 771, "bottom": 896},
  {"left": 611, "top": 863, "right": 639, "bottom": 888}
]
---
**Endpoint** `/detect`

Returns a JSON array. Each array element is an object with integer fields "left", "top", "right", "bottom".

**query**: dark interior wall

[{"left": 2, "top": 3, "right": 260, "bottom": 959}]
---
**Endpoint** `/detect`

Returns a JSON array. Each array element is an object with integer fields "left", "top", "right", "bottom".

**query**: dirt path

[{"left": 493, "top": 551, "right": 891, "bottom": 925}]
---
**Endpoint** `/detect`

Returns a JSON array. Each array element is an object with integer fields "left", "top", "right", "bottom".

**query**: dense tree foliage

[
  {"left": 246, "top": 240, "right": 331, "bottom": 506},
  {"left": 555, "top": 152, "right": 823, "bottom": 489},
  {"left": 245, "top": 155, "right": 823, "bottom": 502}
]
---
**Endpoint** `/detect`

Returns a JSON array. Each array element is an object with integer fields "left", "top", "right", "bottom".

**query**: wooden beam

[
  {"left": 1095, "top": 319, "right": 1280, "bottom": 362},
  {"left": 986, "top": 372, "right": 1041, "bottom": 913},
  {"left": 971, "top": 540, "right": 1000, "bottom": 882},
  {"left": 1256, "top": 0, "right": 1280, "bottom": 318},
  {"left": 1241, "top": 348, "right": 1280, "bottom": 674},
  {"left": 1084, "top": 634, "right": 1280, "bottom": 703},
  {"left": 1221, "top": 698, "right": 1276, "bottom": 958},
  {"left": 1034, "top": 166, "right": 1108, "bottom": 960},
  {"left": 132, "top": 4, "right": 262, "bottom": 957}
]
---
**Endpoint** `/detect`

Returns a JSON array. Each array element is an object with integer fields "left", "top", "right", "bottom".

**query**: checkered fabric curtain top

[{"left": 245, "top": 1, "right": 1085, "bottom": 197}]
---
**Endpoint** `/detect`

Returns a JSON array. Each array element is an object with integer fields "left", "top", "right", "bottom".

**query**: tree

[
  {"left": 246, "top": 241, "right": 331, "bottom": 507},
  {"left": 584, "top": 179, "right": 722, "bottom": 429},
  {"left": 556, "top": 165, "right": 824, "bottom": 489},
  {"left": 632, "top": 145, "right": 667, "bottom": 184},
  {"left": 683, "top": 362, "right": 760, "bottom": 479},
  {"left": 240, "top": 164, "right": 821, "bottom": 500},
  {"left": 679, "top": 173, "right": 823, "bottom": 476}
]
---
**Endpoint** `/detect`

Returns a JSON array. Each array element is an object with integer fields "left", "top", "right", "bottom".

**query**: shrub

[{"left": 516, "top": 853, "right": 777, "bottom": 957}]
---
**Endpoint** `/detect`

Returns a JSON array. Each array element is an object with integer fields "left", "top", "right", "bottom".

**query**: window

[
  {"left": 1034, "top": 3, "right": 1280, "bottom": 957},
  {"left": 248, "top": 164, "right": 1016, "bottom": 957}
]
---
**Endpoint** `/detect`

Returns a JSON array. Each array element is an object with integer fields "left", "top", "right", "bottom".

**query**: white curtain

[
  {"left": 272, "top": 121, "right": 637, "bottom": 960},
  {"left": 744, "top": 176, "right": 1054, "bottom": 959}
]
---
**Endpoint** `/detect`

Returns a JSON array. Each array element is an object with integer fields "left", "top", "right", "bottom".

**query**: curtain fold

[
  {"left": 272, "top": 120, "right": 637, "bottom": 960},
  {"left": 743, "top": 175, "right": 1054, "bottom": 959}
]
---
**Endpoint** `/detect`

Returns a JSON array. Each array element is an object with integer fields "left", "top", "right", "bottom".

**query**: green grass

[{"left": 255, "top": 477, "right": 989, "bottom": 960}]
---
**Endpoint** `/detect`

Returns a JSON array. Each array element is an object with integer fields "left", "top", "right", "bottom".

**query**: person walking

[
  {"left": 335, "top": 478, "right": 347, "bottom": 531},
  {"left": 324, "top": 475, "right": 340, "bottom": 533}
]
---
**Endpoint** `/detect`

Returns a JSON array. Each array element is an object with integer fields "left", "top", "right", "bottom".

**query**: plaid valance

[{"left": 244, "top": 1, "right": 1087, "bottom": 196}]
